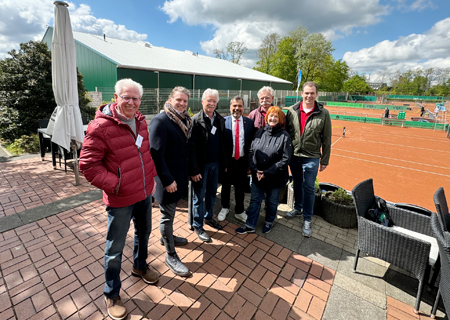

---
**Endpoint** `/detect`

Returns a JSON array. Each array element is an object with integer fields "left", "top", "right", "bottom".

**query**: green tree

[
  {"left": 214, "top": 41, "right": 248, "bottom": 64},
  {"left": 254, "top": 33, "right": 280, "bottom": 74},
  {"left": 343, "top": 75, "right": 372, "bottom": 94},
  {"left": 315, "top": 57, "right": 349, "bottom": 92},
  {"left": 0, "top": 40, "right": 91, "bottom": 141},
  {"left": 297, "top": 33, "right": 334, "bottom": 83},
  {"left": 270, "top": 37, "right": 298, "bottom": 84}
]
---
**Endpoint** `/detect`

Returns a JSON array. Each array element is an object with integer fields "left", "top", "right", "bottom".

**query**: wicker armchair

[
  {"left": 352, "top": 179, "right": 436, "bottom": 313},
  {"left": 431, "top": 187, "right": 450, "bottom": 318}
]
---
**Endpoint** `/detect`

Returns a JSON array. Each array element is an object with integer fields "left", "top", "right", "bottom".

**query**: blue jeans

[
  {"left": 245, "top": 183, "right": 281, "bottom": 229},
  {"left": 192, "top": 162, "right": 219, "bottom": 230},
  {"left": 104, "top": 195, "right": 152, "bottom": 298},
  {"left": 289, "top": 156, "right": 320, "bottom": 222}
]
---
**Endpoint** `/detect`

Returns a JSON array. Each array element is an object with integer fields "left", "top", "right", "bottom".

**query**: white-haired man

[
  {"left": 249, "top": 86, "right": 285, "bottom": 129},
  {"left": 79, "top": 79, "right": 158, "bottom": 320},
  {"left": 189, "top": 88, "right": 228, "bottom": 242}
]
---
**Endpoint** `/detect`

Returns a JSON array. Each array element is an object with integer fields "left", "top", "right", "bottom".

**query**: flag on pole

[{"left": 296, "top": 70, "right": 302, "bottom": 92}]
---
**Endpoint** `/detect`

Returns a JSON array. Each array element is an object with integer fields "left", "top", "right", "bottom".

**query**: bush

[
  {"left": 0, "top": 106, "right": 20, "bottom": 142},
  {"left": 7, "top": 134, "right": 40, "bottom": 155},
  {"left": 325, "top": 188, "right": 354, "bottom": 206}
]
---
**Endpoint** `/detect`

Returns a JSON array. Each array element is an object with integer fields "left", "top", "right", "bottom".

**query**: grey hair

[
  {"left": 115, "top": 78, "right": 143, "bottom": 97},
  {"left": 230, "top": 96, "right": 244, "bottom": 104},
  {"left": 202, "top": 88, "right": 220, "bottom": 102},
  {"left": 257, "top": 86, "right": 275, "bottom": 98},
  {"left": 302, "top": 81, "right": 319, "bottom": 92},
  {"left": 170, "top": 86, "right": 191, "bottom": 99}
]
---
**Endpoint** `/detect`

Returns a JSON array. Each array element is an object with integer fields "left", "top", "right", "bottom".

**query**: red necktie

[{"left": 235, "top": 119, "right": 240, "bottom": 160}]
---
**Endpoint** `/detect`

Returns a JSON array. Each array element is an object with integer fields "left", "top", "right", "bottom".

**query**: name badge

[
  {"left": 135, "top": 134, "right": 143, "bottom": 148},
  {"left": 211, "top": 126, "right": 217, "bottom": 135}
]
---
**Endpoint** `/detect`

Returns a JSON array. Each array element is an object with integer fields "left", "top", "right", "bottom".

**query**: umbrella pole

[{"left": 72, "top": 142, "right": 81, "bottom": 186}]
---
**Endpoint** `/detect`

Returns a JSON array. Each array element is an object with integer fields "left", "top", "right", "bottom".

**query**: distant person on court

[
  {"left": 218, "top": 96, "right": 255, "bottom": 223},
  {"left": 285, "top": 81, "right": 332, "bottom": 237},
  {"left": 435, "top": 105, "right": 440, "bottom": 118},
  {"left": 420, "top": 104, "right": 425, "bottom": 117},
  {"left": 384, "top": 107, "right": 390, "bottom": 118},
  {"left": 148, "top": 86, "right": 192, "bottom": 277},
  {"left": 249, "top": 86, "right": 286, "bottom": 129},
  {"left": 79, "top": 79, "right": 158, "bottom": 320},
  {"left": 236, "top": 106, "right": 292, "bottom": 234}
]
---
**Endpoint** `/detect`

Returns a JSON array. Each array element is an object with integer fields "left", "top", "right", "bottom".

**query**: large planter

[
  {"left": 315, "top": 183, "right": 341, "bottom": 217},
  {"left": 321, "top": 195, "right": 357, "bottom": 228},
  {"left": 287, "top": 183, "right": 336, "bottom": 217}
]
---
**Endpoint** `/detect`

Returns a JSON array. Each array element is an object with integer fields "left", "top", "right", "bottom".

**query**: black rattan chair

[
  {"left": 352, "top": 178, "right": 436, "bottom": 313},
  {"left": 431, "top": 187, "right": 450, "bottom": 318}
]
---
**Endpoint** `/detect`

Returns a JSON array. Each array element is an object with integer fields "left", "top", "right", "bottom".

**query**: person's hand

[
  {"left": 191, "top": 174, "right": 202, "bottom": 182},
  {"left": 151, "top": 179, "right": 157, "bottom": 196},
  {"left": 319, "top": 164, "right": 328, "bottom": 172},
  {"left": 256, "top": 170, "right": 265, "bottom": 181},
  {"left": 165, "top": 181, "right": 177, "bottom": 193}
]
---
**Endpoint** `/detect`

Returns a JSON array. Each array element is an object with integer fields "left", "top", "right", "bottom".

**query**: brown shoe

[
  {"left": 105, "top": 296, "right": 127, "bottom": 320},
  {"left": 132, "top": 265, "right": 159, "bottom": 284}
]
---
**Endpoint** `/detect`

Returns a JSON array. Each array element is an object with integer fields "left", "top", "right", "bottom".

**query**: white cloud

[
  {"left": 394, "top": 0, "right": 436, "bottom": 11},
  {"left": 0, "top": 0, "right": 147, "bottom": 59},
  {"left": 343, "top": 17, "right": 450, "bottom": 76},
  {"left": 161, "top": 0, "right": 388, "bottom": 67}
]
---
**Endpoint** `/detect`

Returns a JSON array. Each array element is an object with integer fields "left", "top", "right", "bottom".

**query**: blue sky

[{"left": 1, "top": 0, "right": 450, "bottom": 82}]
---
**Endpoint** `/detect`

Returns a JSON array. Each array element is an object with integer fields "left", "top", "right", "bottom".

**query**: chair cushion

[{"left": 392, "top": 226, "right": 439, "bottom": 265}]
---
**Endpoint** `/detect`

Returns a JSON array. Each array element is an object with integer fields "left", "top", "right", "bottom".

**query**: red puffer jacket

[{"left": 79, "top": 103, "right": 156, "bottom": 207}]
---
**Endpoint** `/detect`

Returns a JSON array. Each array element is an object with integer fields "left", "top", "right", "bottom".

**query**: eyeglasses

[{"left": 119, "top": 95, "right": 141, "bottom": 102}]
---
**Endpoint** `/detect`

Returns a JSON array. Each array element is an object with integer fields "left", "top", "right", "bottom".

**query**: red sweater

[{"left": 79, "top": 103, "right": 156, "bottom": 207}]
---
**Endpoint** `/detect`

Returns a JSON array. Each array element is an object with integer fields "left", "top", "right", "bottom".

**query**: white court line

[
  {"left": 332, "top": 129, "right": 349, "bottom": 147},
  {"left": 356, "top": 131, "right": 450, "bottom": 143},
  {"left": 333, "top": 154, "right": 450, "bottom": 178},
  {"left": 349, "top": 138, "right": 450, "bottom": 153},
  {"left": 333, "top": 148, "right": 450, "bottom": 170}
]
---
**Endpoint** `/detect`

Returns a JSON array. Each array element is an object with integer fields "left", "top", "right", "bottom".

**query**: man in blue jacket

[{"left": 218, "top": 96, "right": 255, "bottom": 223}]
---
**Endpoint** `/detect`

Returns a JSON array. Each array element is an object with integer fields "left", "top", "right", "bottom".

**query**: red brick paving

[
  {"left": 0, "top": 158, "right": 96, "bottom": 217},
  {"left": 0, "top": 195, "right": 335, "bottom": 320},
  {"left": 386, "top": 296, "right": 434, "bottom": 320}
]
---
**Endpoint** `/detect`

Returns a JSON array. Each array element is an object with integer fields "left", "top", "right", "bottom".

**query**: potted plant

[
  {"left": 287, "top": 179, "right": 340, "bottom": 217},
  {"left": 321, "top": 188, "right": 357, "bottom": 228}
]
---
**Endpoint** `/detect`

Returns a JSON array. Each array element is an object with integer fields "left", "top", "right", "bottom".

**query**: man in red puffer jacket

[{"left": 79, "top": 78, "right": 157, "bottom": 320}]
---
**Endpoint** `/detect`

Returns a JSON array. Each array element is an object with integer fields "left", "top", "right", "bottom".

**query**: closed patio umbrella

[{"left": 47, "top": 1, "right": 84, "bottom": 185}]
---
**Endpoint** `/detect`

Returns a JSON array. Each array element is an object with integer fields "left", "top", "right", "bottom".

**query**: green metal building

[{"left": 43, "top": 27, "right": 292, "bottom": 100}]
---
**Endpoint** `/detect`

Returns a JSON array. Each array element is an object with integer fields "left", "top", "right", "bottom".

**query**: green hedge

[
  {"left": 350, "top": 95, "right": 377, "bottom": 101},
  {"left": 387, "top": 95, "right": 443, "bottom": 101},
  {"left": 327, "top": 102, "right": 364, "bottom": 108},
  {"left": 364, "top": 104, "right": 408, "bottom": 111},
  {"left": 330, "top": 113, "right": 447, "bottom": 130}
]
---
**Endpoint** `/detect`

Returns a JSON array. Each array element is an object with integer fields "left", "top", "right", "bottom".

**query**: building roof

[{"left": 66, "top": 28, "right": 291, "bottom": 84}]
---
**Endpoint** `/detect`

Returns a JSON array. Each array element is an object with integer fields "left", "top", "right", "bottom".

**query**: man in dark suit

[
  {"left": 218, "top": 96, "right": 255, "bottom": 223},
  {"left": 189, "top": 88, "right": 228, "bottom": 242},
  {"left": 148, "top": 86, "right": 192, "bottom": 277}
]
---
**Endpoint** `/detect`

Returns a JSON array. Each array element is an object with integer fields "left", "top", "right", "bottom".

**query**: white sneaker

[
  {"left": 218, "top": 208, "right": 229, "bottom": 221},
  {"left": 235, "top": 211, "right": 247, "bottom": 223}
]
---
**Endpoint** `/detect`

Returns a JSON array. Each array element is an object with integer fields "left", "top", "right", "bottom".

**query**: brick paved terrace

[{"left": 0, "top": 156, "right": 446, "bottom": 319}]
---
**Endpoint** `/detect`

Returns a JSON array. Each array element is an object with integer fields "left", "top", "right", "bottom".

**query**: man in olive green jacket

[{"left": 285, "top": 81, "right": 332, "bottom": 237}]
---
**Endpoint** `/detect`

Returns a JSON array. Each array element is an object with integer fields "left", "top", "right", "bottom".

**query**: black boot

[
  {"left": 165, "top": 253, "right": 191, "bottom": 277},
  {"left": 159, "top": 236, "right": 188, "bottom": 247}
]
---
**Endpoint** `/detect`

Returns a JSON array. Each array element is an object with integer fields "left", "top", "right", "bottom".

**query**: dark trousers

[{"left": 221, "top": 157, "right": 248, "bottom": 214}]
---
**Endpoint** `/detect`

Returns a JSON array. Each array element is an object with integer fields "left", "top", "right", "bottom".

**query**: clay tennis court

[{"left": 316, "top": 119, "right": 450, "bottom": 211}]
